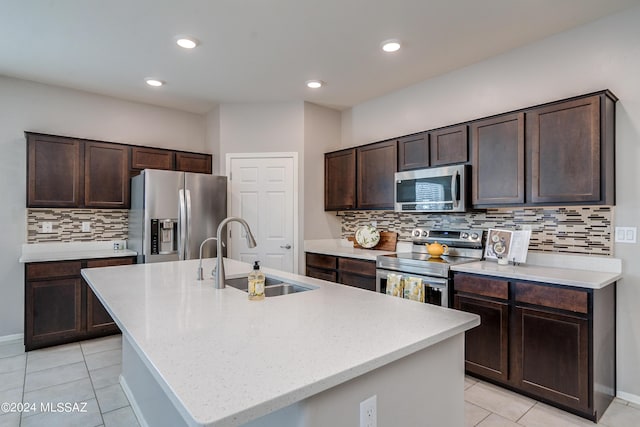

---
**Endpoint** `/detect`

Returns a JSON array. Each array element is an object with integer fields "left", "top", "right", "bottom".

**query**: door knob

[{"left": 280, "top": 244, "right": 292, "bottom": 249}]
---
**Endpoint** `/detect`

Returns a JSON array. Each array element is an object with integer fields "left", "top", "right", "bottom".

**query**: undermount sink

[{"left": 225, "top": 275, "right": 315, "bottom": 296}]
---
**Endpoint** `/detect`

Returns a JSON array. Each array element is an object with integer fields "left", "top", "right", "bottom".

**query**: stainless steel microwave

[{"left": 394, "top": 165, "right": 468, "bottom": 213}]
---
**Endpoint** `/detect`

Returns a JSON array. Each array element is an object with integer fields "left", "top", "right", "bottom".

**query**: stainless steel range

[{"left": 376, "top": 227, "right": 485, "bottom": 307}]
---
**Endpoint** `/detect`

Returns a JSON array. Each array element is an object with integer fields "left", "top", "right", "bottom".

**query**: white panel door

[{"left": 228, "top": 155, "right": 295, "bottom": 272}]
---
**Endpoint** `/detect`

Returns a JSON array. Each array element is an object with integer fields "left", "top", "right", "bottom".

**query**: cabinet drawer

[
  {"left": 338, "top": 257, "right": 376, "bottom": 276},
  {"left": 86, "top": 257, "right": 135, "bottom": 268},
  {"left": 454, "top": 274, "right": 509, "bottom": 300},
  {"left": 306, "top": 267, "right": 337, "bottom": 282},
  {"left": 26, "top": 261, "right": 82, "bottom": 280},
  {"left": 339, "top": 272, "right": 376, "bottom": 291},
  {"left": 306, "top": 253, "right": 337, "bottom": 269},
  {"left": 514, "top": 282, "right": 588, "bottom": 314}
]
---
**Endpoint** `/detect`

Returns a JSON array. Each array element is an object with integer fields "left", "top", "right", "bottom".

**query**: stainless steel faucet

[
  {"left": 214, "top": 217, "right": 257, "bottom": 289},
  {"left": 196, "top": 237, "right": 219, "bottom": 280}
]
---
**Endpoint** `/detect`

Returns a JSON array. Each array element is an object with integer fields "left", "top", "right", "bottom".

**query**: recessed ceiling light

[
  {"left": 381, "top": 39, "right": 401, "bottom": 53},
  {"left": 306, "top": 80, "right": 323, "bottom": 89},
  {"left": 176, "top": 36, "right": 200, "bottom": 49},
  {"left": 145, "top": 78, "right": 165, "bottom": 87}
]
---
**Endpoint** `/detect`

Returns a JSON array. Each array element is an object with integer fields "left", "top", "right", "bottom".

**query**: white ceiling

[{"left": 2, "top": 0, "right": 639, "bottom": 113}]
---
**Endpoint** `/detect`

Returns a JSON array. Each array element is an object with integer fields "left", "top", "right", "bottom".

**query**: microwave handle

[{"left": 452, "top": 171, "right": 459, "bottom": 207}]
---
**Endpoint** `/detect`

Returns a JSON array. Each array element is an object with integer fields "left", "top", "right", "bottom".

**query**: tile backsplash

[
  {"left": 339, "top": 207, "right": 612, "bottom": 256},
  {"left": 27, "top": 209, "right": 128, "bottom": 243}
]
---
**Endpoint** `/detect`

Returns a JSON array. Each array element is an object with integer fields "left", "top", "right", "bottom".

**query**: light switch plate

[
  {"left": 615, "top": 226, "right": 637, "bottom": 243},
  {"left": 42, "top": 222, "right": 53, "bottom": 233}
]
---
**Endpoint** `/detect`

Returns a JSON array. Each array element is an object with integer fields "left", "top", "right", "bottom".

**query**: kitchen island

[{"left": 81, "top": 258, "right": 479, "bottom": 427}]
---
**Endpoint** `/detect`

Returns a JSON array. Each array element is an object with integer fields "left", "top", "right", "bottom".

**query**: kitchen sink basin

[{"left": 225, "top": 276, "right": 315, "bottom": 296}]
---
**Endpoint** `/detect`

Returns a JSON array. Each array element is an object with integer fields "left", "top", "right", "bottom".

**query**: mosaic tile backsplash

[
  {"left": 340, "top": 207, "right": 612, "bottom": 256},
  {"left": 27, "top": 209, "right": 128, "bottom": 243}
]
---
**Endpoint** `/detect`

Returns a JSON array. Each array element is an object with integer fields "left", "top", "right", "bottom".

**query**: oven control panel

[{"left": 412, "top": 228, "right": 484, "bottom": 244}]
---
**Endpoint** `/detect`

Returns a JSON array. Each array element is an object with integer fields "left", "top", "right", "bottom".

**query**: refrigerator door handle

[
  {"left": 178, "top": 189, "right": 187, "bottom": 260},
  {"left": 185, "top": 189, "right": 192, "bottom": 259}
]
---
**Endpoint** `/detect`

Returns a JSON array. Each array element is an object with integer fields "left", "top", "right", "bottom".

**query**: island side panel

[{"left": 245, "top": 333, "right": 465, "bottom": 427}]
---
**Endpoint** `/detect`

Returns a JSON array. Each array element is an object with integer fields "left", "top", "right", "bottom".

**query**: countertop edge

[
  {"left": 451, "top": 261, "right": 621, "bottom": 289},
  {"left": 20, "top": 249, "right": 137, "bottom": 263}
]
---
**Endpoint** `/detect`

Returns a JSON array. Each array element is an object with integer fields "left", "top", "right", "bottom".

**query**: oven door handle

[{"left": 376, "top": 269, "right": 448, "bottom": 286}]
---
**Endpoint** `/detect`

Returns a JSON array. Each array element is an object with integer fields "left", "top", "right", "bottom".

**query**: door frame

[{"left": 225, "top": 152, "right": 299, "bottom": 274}]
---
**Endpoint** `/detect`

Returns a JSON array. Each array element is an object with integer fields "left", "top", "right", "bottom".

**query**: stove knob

[
  {"left": 470, "top": 233, "right": 479, "bottom": 240},
  {"left": 422, "top": 230, "right": 428, "bottom": 237},
  {"left": 413, "top": 230, "right": 421, "bottom": 237},
  {"left": 461, "top": 232, "right": 469, "bottom": 239}
]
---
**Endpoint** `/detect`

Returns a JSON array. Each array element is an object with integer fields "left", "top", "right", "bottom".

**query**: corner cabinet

[
  {"left": 25, "top": 256, "right": 135, "bottom": 351},
  {"left": 325, "top": 149, "right": 356, "bottom": 210},
  {"left": 305, "top": 253, "right": 376, "bottom": 291},
  {"left": 452, "top": 272, "right": 615, "bottom": 422},
  {"left": 324, "top": 140, "right": 397, "bottom": 211}
]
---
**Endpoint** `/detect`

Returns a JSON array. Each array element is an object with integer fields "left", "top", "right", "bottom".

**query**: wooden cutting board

[{"left": 348, "top": 231, "right": 398, "bottom": 251}]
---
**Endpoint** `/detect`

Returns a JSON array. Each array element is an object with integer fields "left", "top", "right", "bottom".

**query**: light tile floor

[
  {"left": 464, "top": 376, "right": 640, "bottom": 427},
  {"left": 1, "top": 336, "right": 639, "bottom": 426},
  {"left": 0, "top": 335, "right": 137, "bottom": 427}
]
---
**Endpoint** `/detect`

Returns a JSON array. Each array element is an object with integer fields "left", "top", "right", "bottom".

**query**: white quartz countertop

[
  {"left": 452, "top": 260, "right": 621, "bottom": 289},
  {"left": 19, "top": 241, "right": 136, "bottom": 263},
  {"left": 304, "top": 238, "right": 411, "bottom": 260},
  {"left": 82, "top": 258, "right": 479, "bottom": 427}
]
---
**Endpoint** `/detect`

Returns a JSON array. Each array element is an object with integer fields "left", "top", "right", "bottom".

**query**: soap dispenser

[{"left": 248, "top": 261, "right": 265, "bottom": 300}]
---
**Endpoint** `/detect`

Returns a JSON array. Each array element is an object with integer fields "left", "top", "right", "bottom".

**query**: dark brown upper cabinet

[
  {"left": 175, "top": 152, "right": 212, "bottom": 174},
  {"left": 526, "top": 92, "right": 616, "bottom": 205},
  {"left": 357, "top": 140, "right": 397, "bottom": 209},
  {"left": 325, "top": 148, "right": 356, "bottom": 210},
  {"left": 84, "top": 141, "right": 130, "bottom": 208},
  {"left": 27, "top": 132, "right": 215, "bottom": 209},
  {"left": 397, "top": 132, "right": 429, "bottom": 171},
  {"left": 131, "top": 146, "right": 175, "bottom": 171},
  {"left": 471, "top": 112, "right": 525, "bottom": 206},
  {"left": 27, "top": 134, "right": 83, "bottom": 207},
  {"left": 430, "top": 124, "right": 468, "bottom": 166}
]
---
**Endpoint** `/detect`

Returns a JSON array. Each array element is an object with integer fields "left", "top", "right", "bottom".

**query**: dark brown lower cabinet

[
  {"left": 26, "top": 278, "right": 83, "bottom": 348},
  {"left": 453, "top": 272, "right": 615, "bottom": 422},
  {"left": 305, "top": 252, "right": 376, "bottom": 291},
  {"left": 25, "top": 256, "right": 135, "bottom": 351},
  {"left": 454, "top": 294, "right": 509, "bottom": 382},
  {"left": 514, "top": 306, "right": 589, "bottom": 412}
]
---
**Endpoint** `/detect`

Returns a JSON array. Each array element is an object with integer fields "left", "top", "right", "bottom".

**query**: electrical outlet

[
  {"left": 82, "top": 221, "right": 91, "bottom": 232},
  {"left": 359, "top": 395, "right": 377, "bottom": 427},
  {"left": 615, "top": 226, "right": 637, "bottom": 243},
  {"left": 41, "top": 222, "right": 53, "bottom": 233}
]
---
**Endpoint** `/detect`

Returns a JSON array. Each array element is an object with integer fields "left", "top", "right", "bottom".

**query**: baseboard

[
  {"left": 0, "top": 333, "right": 23, "bottom": 344},
  {"left": 120, "top": 374, "right": 149, "bottom": 427},
  {"left": 617, "top": 390, "right": 640, "bottom": 406}
]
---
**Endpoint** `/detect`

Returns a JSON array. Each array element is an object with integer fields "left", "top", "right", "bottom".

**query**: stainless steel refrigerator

[{"left": 128, "top": 169, "right": 227, "bottom": 263}]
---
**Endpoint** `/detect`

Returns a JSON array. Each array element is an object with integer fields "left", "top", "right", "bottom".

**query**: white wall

[
  {"left": 0, "top": 76, "right": 207, "bottom": 337},
  {"left": 217, "top": 101, "right": 342, "bottom": 273},
  {"left": 205, "top": 106, "right": 221, "bottom": 174},
  {"left": 218, "top": 102, "right": 304, "bottom": 174},
  {"left": 341, "top": 6, "right": 640, "bottom": 401},
  {"left": 303, "top": 102, "right": 342, "bottom": 241}
]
